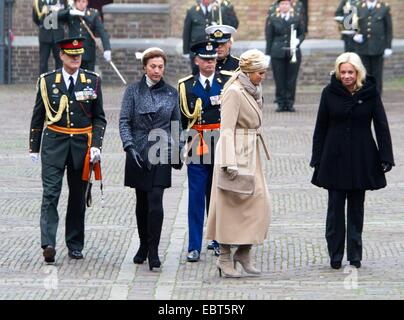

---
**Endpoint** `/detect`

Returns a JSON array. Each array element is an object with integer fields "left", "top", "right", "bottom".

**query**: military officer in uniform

[
  {"left": 267, "top": 0, "right": 307, "bottom": 34},
  {"left": 183, "top": 0, "right": 238, "bottom": 74},
  {"left": 32, "top": 0, "right": 67, "bottom": 75},
  {"left": 29, "top": 37, "right": 107, "bottom": 263},
  {"left": 59, "top": 0, "right": 112, "bottom": 71},
  {"left": 265, "top": 0, "right": 305, "bottom": 112},
  {"left": 335, "top": 0, "right": 360, "bottom": 52},
  {"left": 205, "top": 24, "right": 240, "bottom": 73},
  {"left": 353, "top": 0, "right": 393, "bottom": 94},
  {"left": 179, "top": 41, "right": 231, "bottom": 262}
]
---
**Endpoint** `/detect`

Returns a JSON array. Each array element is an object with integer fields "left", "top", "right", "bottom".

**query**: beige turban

[{"left": 239, "top": 49, "right": 269, "bottom": 73}]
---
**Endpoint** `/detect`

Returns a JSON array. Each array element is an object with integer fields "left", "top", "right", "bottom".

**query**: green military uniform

[
  {"left": 32, "top": 0, "right": 67, "bottom": 75},
  {"left": 265, "top": 1, "right": 305, "bottom": 112},
  {"left": 30, "top": 38, "right": 106, "bottom": 257},
  {"left": 268, "top": 0, "right": 307, "bottom": 34},
  {"left": 335, "top": 0, "right": 360, "bottom": 52},
  {"left": 355, "top": 0, "right": 393, "bottom": 94},
  {"left": 216, "top": 0, "right": 239, "bottom": 29},
  {"left": 59, "top": 7, "right": 111, "bottom": 71},
  {"left": 183, "top": 1, "right": 239, "bottom": 74}
]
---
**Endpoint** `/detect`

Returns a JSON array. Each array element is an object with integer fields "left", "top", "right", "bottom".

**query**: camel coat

[{"left": 206, "top": 79, "right": 271, "bottom": 245}]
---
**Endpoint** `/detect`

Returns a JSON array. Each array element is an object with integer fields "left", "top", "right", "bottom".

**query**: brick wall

[
  {"left": 12, "top": 44, "right": 404, "bottom": 86},
  {"left": 13, "top": 1, "right": 404, "bottom": 40},
  {"left": 103, "top": 12, "right": 170, "bottom": 38}
]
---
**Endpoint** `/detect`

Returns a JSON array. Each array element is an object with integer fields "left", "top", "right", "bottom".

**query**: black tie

[
  {"left": 68, "top": 76, "right": 74, "bottom": 95},
  {"left": 205, "top": 79, "right": 211, "bottom": 92}
]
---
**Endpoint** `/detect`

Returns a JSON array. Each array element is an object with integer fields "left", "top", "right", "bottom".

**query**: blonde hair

[
  {"left": 239, "top": 49, "right": 269, "bottom": 73},
  {"left": 335, "top": 52, "right": 366, "bottom": 89}
]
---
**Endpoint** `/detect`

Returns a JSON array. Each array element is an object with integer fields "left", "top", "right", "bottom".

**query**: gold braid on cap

[
  {"left": 40, "top": 77, "right": 69, "bottom": 125},
  {"left": 179, "top": 82, "right": 202, "bottom": 129}
]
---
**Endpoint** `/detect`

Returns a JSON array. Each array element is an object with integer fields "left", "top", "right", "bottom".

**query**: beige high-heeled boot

[
  {"left": 233, "top": 245, "right": 261, "bottom": 275},
  {"left": 216, "top": 244, "right": 242, "bottom": 278}
]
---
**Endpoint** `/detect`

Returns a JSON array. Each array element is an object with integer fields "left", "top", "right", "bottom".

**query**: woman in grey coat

[{"left": 119, "top": 48, "right": 183, "bottom": 271}]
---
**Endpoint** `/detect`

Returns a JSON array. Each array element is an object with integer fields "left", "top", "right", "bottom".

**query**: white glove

[
  {"left": 384, "top": 48, "right": 393, "bottom": 58},
  {"left": 30, "top": 153, "right": 39, "bottom": 164},
  {"left": 224, "top": 166, "right": 238, "bottom": 180},
  {"left": 353, "top": 34, "right": 364, "bottom": 44},
  {"left": 69, "top": 9, "right": 85, "bottom": 17},
  {"left": 295, "top": 38, "right": 300, "bottom": 47},
  {"left": 90, "top": 147, "right": 101, "bottom": 164},
  {"left": 182, "top": 53, "right": 190, "bottom": 59},
  {"left": 334, "top": 16, "right": 344, "bottom": 22},
  {"left": 265, "top": 55, "right": 271, "bottom": 65},
  {"left": 103, "top": 50, "right": 112, "bottom": 62}
]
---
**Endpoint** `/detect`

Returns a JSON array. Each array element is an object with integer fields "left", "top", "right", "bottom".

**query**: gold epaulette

[
  {"left": 220, "top": 70, "right": 235, "bottom": 77},
  {"left": 178, "top": 74, "right": 193, "bottom": 84}
]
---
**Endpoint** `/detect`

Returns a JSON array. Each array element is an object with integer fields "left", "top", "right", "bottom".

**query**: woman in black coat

[
  {"left": 310, "top": 52, "right": 394, "bottom": 270},
  {"left": 119, "top": 48, "right": 183, "bottom": 270}
]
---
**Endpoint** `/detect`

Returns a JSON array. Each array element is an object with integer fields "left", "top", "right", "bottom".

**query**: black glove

[
  {"left": 381, "top": 162, "right": 392, "bottom": 173},
  {"left": 126, "top": 146, "right": 144, "bottom": 170}
]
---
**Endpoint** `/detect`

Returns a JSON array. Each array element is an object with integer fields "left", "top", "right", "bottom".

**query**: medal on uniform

[{"left": 210, "top": 95, "right": 221, "bottom": 106}]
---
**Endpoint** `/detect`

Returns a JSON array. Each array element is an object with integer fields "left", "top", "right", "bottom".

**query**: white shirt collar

[
  {"left": 199, "top": 73, "right": 215, "bottom": 89},
  {"left": 201, "top": 4, "right": 212, "bottom": 15},
  {"left": 62, "top": 68, "right": 79, "bottom": 90},
  {"left": 281, "top": 12, "right": 290, "bottom": 20},
  {"left": 367, "top": 1, "right": 377, "bottom": 9}
]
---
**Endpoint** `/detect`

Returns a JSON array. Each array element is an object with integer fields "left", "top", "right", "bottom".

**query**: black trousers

[
  {"left": 360, "top": 54, "right": 384, "bottom": 94},
  {"left": 135, "top": 187, "right": 165, "bottom": 253},
  {"left": 271, "top": 55, "right": 301, "bottom": 108},
  {"left": 39, "top": 42, "right": 62, "bottom": 75},
  {"left": 326, "top": 190, "right": 365, "bottom": 263},
  {"left": 40, "top": 151, "right": 87, "bottom": 251}
]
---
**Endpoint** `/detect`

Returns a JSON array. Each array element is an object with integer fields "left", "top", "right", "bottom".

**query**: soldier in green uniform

[
  {"left": 265, "top": 0, "right": 305, "bottom": 112},
  {"left": 353, "top": 0, "right": 393, "bottom": 94},
  {"left": 205, "top": 24, "right": 240, "bottom": 73},
  {"left": 59, "top": 0, "right": 111, "bottom": 71},
  {"left": 335, "top": 0, "right": 360, "bottom": 53},
  {"left": 32, "top": 0, "right": 67, "bottom": 75},
  {"left": 29, "top": 37, "right": 107, "bottom": 263},
  {"left": 178, "top": 41, "right": 231, "bottom": 261},
  {"left": 183, "top": 0, "right": 239, "bottom": 74}
]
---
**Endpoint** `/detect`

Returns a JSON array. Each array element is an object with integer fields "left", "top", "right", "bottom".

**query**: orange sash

[
  {"left": 47, "top": 124, "right": 101, "bottom": 181},
  {"left": 191, "top": 123, "right": 221, "bottom": 156}
]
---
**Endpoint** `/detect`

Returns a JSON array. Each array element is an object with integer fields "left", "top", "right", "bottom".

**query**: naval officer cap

[
  {"left": 190, "top": 41, "right": 218, "bottom": 59},
  {"left": 56, "top": 37, "right": 86, "bottom": 55},
  {"left": 205, "top": 24, "right": 236, "bottom": 43}
]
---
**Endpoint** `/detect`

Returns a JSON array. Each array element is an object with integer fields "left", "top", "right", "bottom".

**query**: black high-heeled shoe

[
  {"left": 148, "top": 248, "right": 161, "bottom": 271},
  {"left": 133, "top": 246, "right": 148, "bottom": 264},
  {"left": 217, "top": 267, "right": 222, "bottom": 277}
]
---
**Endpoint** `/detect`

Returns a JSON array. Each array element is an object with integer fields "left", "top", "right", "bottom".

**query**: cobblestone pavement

[{"left": 0, "top": 80, "right": 403, "bottom": 300}]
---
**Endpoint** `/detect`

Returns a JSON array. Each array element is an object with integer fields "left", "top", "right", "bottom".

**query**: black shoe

[
  {"left": 187, "top": 250, "right": 200, "bottom": 262},
  {"left": 275, "top": 105, "right": 284, "bottom": 112},
  {"left": 287, "top": 104, "right": 296, "bottom": 112},
  {"left": 68, "top": 250, "right": 83, "bottom": 260},
  {"left": 350, "top": 261, "right": 361, "bottom": 268},
  {"left": 330, "top": 261, "right": 342, "bottom": 269},
  {"left": 148, "top": 250, "right": 161, "bottom": 271},
  {"left": 133, "top": 246, "right": 148, "bottom": 264},
  {"left": 43, "top": 246, "right": 56, "bottom": 264}
]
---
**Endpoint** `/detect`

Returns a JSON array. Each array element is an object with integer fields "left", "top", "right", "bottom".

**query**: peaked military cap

[
  {"left": 191, "top": 41, "right": 218, "bottom": 59},
  {"left": 205, "top": 24, "right": 236, "bottom": 43},
  {"left": 57, "top": 37, "right": 86, "bottom": 55}
]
